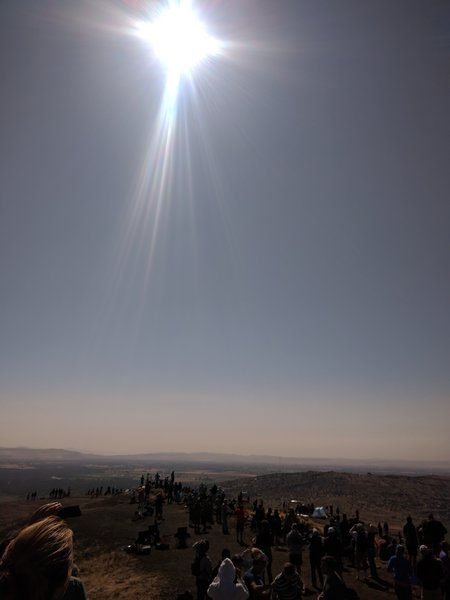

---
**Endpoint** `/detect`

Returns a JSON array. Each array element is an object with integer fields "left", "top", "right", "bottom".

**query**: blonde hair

[{"left": 0, "top": 516, "right": 73, "bottom": 600}]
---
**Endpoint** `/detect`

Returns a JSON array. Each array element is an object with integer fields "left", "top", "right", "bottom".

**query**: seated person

[{"left": 244, "top": 555, "right": 271, "bottom": 598}]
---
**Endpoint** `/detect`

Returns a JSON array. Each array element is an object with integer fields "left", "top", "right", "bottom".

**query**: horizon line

[{"left": 1, "top": 446, "right": 449, "bottom": 466}]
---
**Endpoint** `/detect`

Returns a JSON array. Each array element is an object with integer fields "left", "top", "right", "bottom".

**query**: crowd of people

[
  {"left": 190, "top": 512, "right": 449, "bottom": 600},
  {"left": 2, "top": 472, "right": 449, "bottom": 599},
  {"left": 184, "top": 483, "right": 449, "bottom": 600}
]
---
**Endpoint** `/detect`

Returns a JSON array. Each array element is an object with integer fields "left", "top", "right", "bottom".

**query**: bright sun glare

[
  {"left": 126, "top": 1, "right": 224, "bottom": 281},
  {"left": 136, "top": 1, "right": 220, "bottom": 85}
]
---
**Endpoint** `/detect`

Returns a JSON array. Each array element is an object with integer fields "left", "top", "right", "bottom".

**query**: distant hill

[
  {"left": 0, "top": 447, "right": 98, "bottom": 462},
  {"left": 0, "top": 447, "right": 449, "bottom": 475}
]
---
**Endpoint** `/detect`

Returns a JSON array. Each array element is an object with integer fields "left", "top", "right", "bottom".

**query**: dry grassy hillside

[
  {"left": 222, "top": 471, "right": 450, "bottom": 528},
  {"left": 1, "top": 470, "right": 449, "bottom": 599}
]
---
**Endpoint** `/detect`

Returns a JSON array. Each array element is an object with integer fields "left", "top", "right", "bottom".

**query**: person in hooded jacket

[{"left": 207, "top": 558, "right": 249, "bottom": 600}]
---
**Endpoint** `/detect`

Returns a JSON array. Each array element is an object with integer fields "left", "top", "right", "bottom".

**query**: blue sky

[{"left": 1, "top": 0, "right": 450, "bottom": 460}]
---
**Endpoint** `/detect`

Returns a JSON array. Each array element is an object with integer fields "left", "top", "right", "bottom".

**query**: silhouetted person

[
  {"left": 318, "top": 555, "right": 347, "bottom": 600},
  {"left": 254, "top": 520, "right": 273, "bottom": 583},
  {"left": 309, "top": 528, "right": 324, "bottom": 588},
  {"left": 403, "top": 516, "right": 419, "bottom": 571},
  {"left": 367, "top": 524, "right": 378, "bottom": 579},
  {"left": 439, "top": 542, "right": 450, "bottom": 600},
  {"left": 388, "top": 544, "right": 412, "bottom": 600},
  {"left": 421, "top": 514, "right": 447, "bottom": 556},
  {"left": 350, "top": 523, "right": 369, "bottom": 581},
  {"left": 235, "top": 504, "right": 246, "bottom": 545},
  {"left": 339, "top": 514, "right": 350, "bottom": 550},
  {"left": 192, "top": 540, "right": 213, "bottom": 600},
  {"left": 272, "top": 510, "right": 282, "bottom": 547},
  {"left": 417, "top": 544, "right": 444, "bottom": 600},
  {"left": 286, "top": 523, "right": 303, "bottom": 573},
  {"left": 323, "top": 528, "right": 343, "bottom": 573}
]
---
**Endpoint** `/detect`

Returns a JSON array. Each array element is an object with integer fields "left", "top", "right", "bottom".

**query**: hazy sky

[{"left": 1, "top": 0, "right": 450, "bottom": 461}]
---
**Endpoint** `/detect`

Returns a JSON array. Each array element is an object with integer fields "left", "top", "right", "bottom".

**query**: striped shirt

[{"left": 273, "top": 572, "right": 302, "bottom": 600}]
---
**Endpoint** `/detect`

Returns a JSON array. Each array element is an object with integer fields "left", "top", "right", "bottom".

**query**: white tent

[{"left": 312, "top": 506, "right": 327, "bottom": 519}]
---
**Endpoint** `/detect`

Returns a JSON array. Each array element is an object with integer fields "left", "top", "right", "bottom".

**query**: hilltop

[{"left": 1, "top": 469, "right": 449, "bottom": 599}]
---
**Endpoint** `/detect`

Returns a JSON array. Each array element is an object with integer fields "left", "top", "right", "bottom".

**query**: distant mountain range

[{"left": 0, "top": 447, "right": 449, "bottom": 474}]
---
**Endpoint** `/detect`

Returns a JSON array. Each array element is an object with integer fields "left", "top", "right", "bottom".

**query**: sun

[{"left": 136, "top": 1, "right": 220, "bottom": 76}]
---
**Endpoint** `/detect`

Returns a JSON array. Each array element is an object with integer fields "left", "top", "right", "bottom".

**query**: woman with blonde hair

[{"left": 0, "top": 515, "right": 86, "bottom": 599}]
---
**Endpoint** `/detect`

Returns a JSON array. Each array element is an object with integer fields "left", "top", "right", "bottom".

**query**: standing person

[
  {"left": 439, "top": 542, "right": 450, "bottom": 600},
  {"left": 403, "top": 516, "right": 419, "bottom": 572},
  {"left": 318, "top": 555, "right": 347, "bottom": 600},
  {"left": 339, "top": 515, "right": 350, "bottom": 549},
  {"left": 236, "top": 504, "right": 247, "bottom": 545},
  {"left": 272, "top": 510, "right": 283, "bottom": 548},
  {"left": 417, "top": 545, "right": 444, "bottom": 600},
  {"left": 284, "top": 510, "right": 298, "bottom": 544},
  {"left": 192, "top": 500, "right": 202, "bottom": 535},
  {"left": 388, "top": 545, "right": 413, "bottom": 600},
  {"left": 192, "top": 540, "right": 213, "bottom": 600},
  {"left": 272, "top": 562, "right": 305, "bottom": 600},
  {"left": 323, "top": 528, "right": 343, "bottom": 574},
  {"left": 367, "top": 524, "right": 378, "bottom": 579},
  {"left": 421, "top": 515, "right": 448, "bottom": 557},
  {"left": 309, "top": 529, "right": 324, "bottom": 589},
  {"left": 222, "top": 500, "right": 231, "bottom": 535},
  {"left": 207, "top": 558, "right": 249, "bottom": 600},
  {"left": 155, "top": 493, "right": 164, "bottom": 522},
  {"left": 286, "top": 524, "right": 303, "bottom": 573},
  {"left": 255, "top": 520, "right": 274, "bottom": 583},
  {"left": 350, "top": 523, "right": 368, "bottom": 581}
]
